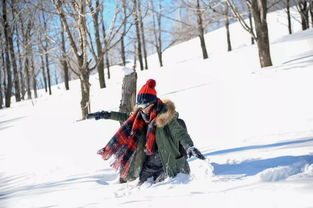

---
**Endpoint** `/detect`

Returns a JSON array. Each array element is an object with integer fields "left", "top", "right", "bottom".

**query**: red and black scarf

[{"left": 98, "top": 99, "right": 164, "bottom": 179}]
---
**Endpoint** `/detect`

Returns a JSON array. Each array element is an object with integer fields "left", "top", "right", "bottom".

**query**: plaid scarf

[{"left": 98, "top": 99, "right": 164, "bottom": 179}]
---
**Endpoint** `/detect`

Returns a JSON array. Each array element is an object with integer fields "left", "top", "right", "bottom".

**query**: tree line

[{"left": 1, "top": 0, "right": 312, "bottom": 119}]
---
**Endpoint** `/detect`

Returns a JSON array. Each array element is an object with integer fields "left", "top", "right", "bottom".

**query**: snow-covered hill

[{"left": 1, "top": 9, "right": 313, "bottom": 208}]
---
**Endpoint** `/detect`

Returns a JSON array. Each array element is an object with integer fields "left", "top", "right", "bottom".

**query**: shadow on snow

[
  {"left": 0, "top": 116, "right": 25, "bottom": 131},
  {"left": 211, "top": 155, "right": 313, "bottom": 177},
  {"left": 198, "top": 137, "right": 313, "bottom": 178},
  {"left": 203, "top": 137, "right": 313, "bottom": 157},
  {"left": 0, "top": 170, "right": 116, "bottom": 200}
]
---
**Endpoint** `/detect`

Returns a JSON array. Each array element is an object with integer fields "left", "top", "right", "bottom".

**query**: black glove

[
  {"left": 187, "top": 146, "right": 205, "bottom": 160},
  {"left": 87, "top": 111, "right": 111, "bottom": 120}
]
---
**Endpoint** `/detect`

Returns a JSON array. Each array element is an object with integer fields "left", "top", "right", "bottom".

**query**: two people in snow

[{"left": 88, "top": 79, "right": 205, "bottom": 185}]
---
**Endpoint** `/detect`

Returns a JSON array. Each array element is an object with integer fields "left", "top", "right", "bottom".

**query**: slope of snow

[{"left": 1, "top": 9, "right": 313, "bottom": 208}]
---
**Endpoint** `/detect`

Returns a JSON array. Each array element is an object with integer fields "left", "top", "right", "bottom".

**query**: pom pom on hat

[
  {"left": 137, "top": 79, "right": 157, "bottom": 105},
  {"left": 146, "top": 79, "right": 156, "bottom": 88}
]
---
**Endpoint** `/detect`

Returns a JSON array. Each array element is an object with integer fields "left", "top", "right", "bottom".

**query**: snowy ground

[{"left": 1, "top": 9, "right": 313, "bottom": 208}]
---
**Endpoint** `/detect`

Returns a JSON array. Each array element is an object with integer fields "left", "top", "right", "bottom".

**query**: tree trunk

[
  {"left": 2, "top": 0, "right": 13, "bottom": 107},
  {"left": 286, "top": 0, "right": 292, "bottom": 34},
  {"left": 151, "top": 0, "right": 163, "bottom": 67},
  {"left": 2, "top": 50, "right": 7, "bottom": 100},
  {"left": 60, "top": 19, "right": 70, "bottom": 90},
  {"left": 101, "top": 22, "right": 110, "bottom": 80},
  {"left": 224, "top": 3, "right": 232, "bottom": 52},
  {"left": 196, "top": 0, "right": 208, "bottom": 59},
  {"left": 121, "top": 36, "right": 126, "bottom": 66},
  {"left": 133, "top": 41, "right": 137, "bottom": 70},
  {"left": 133, "top": 0, "right": 144, "bottom": 71},
  {"left": 39, "top": 47, "right": 48, "bottom": 92},
  {"left": 105, "top": 50, "right": 110, "bottom": 79},
  {"left": 80, "top": 71, "right": 90, "bottom": 119},
  {"left": 138, "top": 0, "right": 148, "bottom": 70},
  {"left": 44, "top": 45, "right": 52, "bottom": 95},
  {"left": 251, "top": 0, "right": 273, "bottom": 68},
  {"left": 30, "top": 47, "right": 37, "bottom": 98},
  {"left": 9, "top": 0, "right": 21, "bottom": 102},
  {"left": 298, "top": 1, "right": 309, "bottom": 30},
  {"left": 157, "top": 0, "right": 163, "bottom": 67},
  {"left": 309, "top": 1, "right": 313, "bottom": 27},
  {"left": 119, "top": 70, "right": 137, "bottom": 114},
  {"left": 90, "top": 0, "right": 105, "bottom": 88},
  {"left": 0, "top": 69, "right": 3, "bottom": 108},
  {"left": 247, "top": 3, "right": 255, "bottom": 45},
  {"left": 79, "top": 0, "right": 90, "bottom": 119},
  {"left": 23, "top": 21, "right": 32, "bottom": 100},
  {"left": 0, "top": 47, "right": 4, "bottom": 109},
  {"left": 16, "top": 25, "right": 25, "bottom": 99},
  {"left": 63, "top": 61, "right": 70, "bottom": 90},
  {"left": 121, "top": 0, "right": 127, "bottom": 66},
  {"left": 54, "top": 0, "right": 91, "bottom": 119},
  {"left": 24, "top": 53, "right": 31, "bottom": 100},
  {"left": 42, "top": 13, "right": 52, "bottom": 95}
]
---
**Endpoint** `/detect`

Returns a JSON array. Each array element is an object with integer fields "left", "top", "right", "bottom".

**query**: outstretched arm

[
  {"left": 169, "top": 118, "right": 205, "bottom": 160},
  {"left": 87, "top": 111, "right": 111, "bottom": 120},
  {"left": 87, "top": 111, "right": 131, "bottom": 123}
]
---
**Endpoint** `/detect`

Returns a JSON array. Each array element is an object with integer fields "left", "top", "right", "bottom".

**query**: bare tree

[
  {"left": 88, "top": 0, "right": 133, "bottom": 82},
  {"left": 206, "top": 1, "right": 233, "bottom": 51},
  {"left": 120, "top": 0, "right": 127, "bottom": 66},
  {"left": 53, "top": 0, "right": 91, "bottom": 119},
  {"left": 59, "top": 16, "right": 70, "bottom": 90},
  {"left": 0, "top": 31, "right": 4, "bottom": 109},
  {"left": 286, "top": 0, "right": 293, "bottom": 34},
  {"left": 2, "top": 0, "right": 14, "bottom": 107},
  {"left": 1, "top": 47, "right": 7, "bottom": 107},
  {"left": 30, "top": 43, "right": 37, "bottom": 98},
  {"left": 310, "top": 0, "right": 313, "bottom": 27},
  {"left": 101, "top": 22, "right": 111, "bottom": 79},
  {"left": 133, "top": 0, "right": 144, "bottom": 71},
  {"left": 88, "top": 0, "right": 106, "bottom": 88},
  {"left": 23, "top": 20, "right": 33, "bottom": 100},
  {"left": 227, "top": 0, "right": 273, "bottom": 68},
  {"left": 296, "top": 0, "right": 310, "bottom": 30},
  {"left": 14, "top": 5, "right": 26, "bottom": 99},
  {"left": 39, "top": 46, "right": 48, "bottom": 92},
  {"left": 150, "top": 0, "right": 163, "bottom": 67},
  {"left": 223, "top": 2, "right": 232, "bottom": 51},
  {"left": 195, "top": 0, "right": 208, "bottom": 59},
  {"left": 0, "top": 67, "right": 3, "bottom": 109},
  {"left": 8, "top": 0, "right": 21, "bottom": 102},
  {"left": 41, "top": 12, "right": 52, "bottom": 95},
  {"left": 175, "top": 0, "right": 208, "bottom": 59},
  {"left": 247, "top": 1, "right": 255, "bottom": 44},
  {"left": 138, "top": 0, "right": 148, "bottom": 69}
]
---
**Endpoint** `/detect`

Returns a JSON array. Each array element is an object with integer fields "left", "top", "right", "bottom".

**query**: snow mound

[
  {"left": 190, "top": 158, "right": 214, "bottom": 180},
  {"left": 258, "top": 161, "right": 308, "bottom": 182},
  {"left": 303, "top": 164, "right": 313, "bottom": 176}
]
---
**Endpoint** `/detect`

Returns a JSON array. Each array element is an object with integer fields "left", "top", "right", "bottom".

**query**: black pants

[{"left": 139, "top": 152, "right": 165, "bottom": 184}]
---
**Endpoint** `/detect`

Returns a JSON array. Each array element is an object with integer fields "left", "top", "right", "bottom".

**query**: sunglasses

[{"left": 137, "top": 102, "right": 154, "bottom": 109}]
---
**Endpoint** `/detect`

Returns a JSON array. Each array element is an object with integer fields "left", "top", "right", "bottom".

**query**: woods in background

[{"left": 1, "top": 0, "right": 312, "bottom": 118}]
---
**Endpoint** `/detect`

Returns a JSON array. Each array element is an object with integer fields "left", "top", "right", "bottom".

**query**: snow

[{"left": 1, "top": 9, "right": 313, "bottom": 208}]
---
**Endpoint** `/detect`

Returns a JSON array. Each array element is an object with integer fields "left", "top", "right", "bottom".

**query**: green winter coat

[{"left": 109, "top": 99, "right": 194, "bottom": 181}]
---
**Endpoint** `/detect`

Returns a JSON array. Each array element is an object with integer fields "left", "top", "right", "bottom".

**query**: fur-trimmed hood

[
  {"left": 132, "top": 99, "right": 177, "bottom": 128},
  {"left": 155, "top": 99, "right": 176, "bottom": 128}
]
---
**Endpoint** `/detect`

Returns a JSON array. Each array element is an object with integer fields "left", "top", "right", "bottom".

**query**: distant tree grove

[{"left": 0, "top": 0, "right": 312, "bottom": 118}]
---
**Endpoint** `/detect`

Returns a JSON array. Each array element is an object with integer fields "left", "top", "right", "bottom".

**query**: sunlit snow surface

[{"left": 1, "top": 9, "right": 313, "bottom": 208}]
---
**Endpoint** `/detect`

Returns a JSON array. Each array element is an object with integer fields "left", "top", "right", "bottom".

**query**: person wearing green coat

[{"left": 87, "top": 79, "right": 205, "bottom": 185}]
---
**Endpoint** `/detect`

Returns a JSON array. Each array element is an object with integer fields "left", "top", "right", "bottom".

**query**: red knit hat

[{"left": 137, "top": 79, "right": 157, "bottom": 106}]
